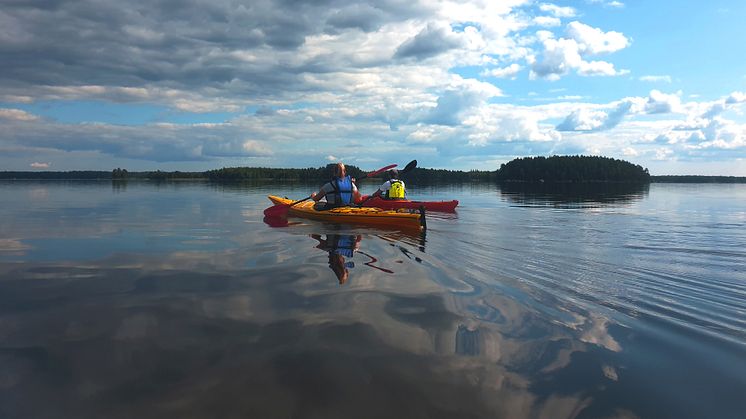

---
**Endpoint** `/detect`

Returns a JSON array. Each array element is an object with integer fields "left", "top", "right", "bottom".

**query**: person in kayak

[
  {"left": 370, "top": 169, "right": 406, "bottom": 200},
  {"left": 311, "top": 163, "right": 362, "bottom": 210}
]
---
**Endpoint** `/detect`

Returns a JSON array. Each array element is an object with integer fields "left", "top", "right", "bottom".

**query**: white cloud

[
  {"left": 725, "top": 91, "right": 746, "bottom": 104},
  {"left": 556, "top": 108, "right": 608, "bottom": 131},
  {"left": 533, "top": 16, "right": 561, "bottom": 27},
  {"left": 530, "top": 22, "right": 630, "bottom": 80},
  {"left": 587, "top": 0, "right": 625, "bottom": 8},
  {"left": 654, "top": 147, "right": 675, "bottom": 160},
  {"left": 640, "top": 75, "right": 672, "bottom": 83},
  {"left": 30, "top": 162, "right": 50, "bottom": 168},
  {"left": 556, "top": 92, "right": 687, "bottom": 132},
  {"left": 483, "top": 63, "right": 522, "bottom": 79},
  {"left": 621, "top": 147, "right": 639, "bottom": 157},
  {"left": 242, "top": 140, "right": 273, "bottom": 156},
  {"left": 565, "top": 21, "right": 629, "bottom": 54},
  {"left": 0, "top": 108, "right": 39, "bottom": 121},
  {"left": 539, "top": 3, "right": 576, "bottom": 18},
  {"left": 645, "top": 90, "right": 682, "bottom": 114},
  {"left": 578, "top": 59, "right": 627, "bottom": 77}
]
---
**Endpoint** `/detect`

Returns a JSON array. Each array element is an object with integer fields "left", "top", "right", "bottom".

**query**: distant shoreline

[{"left": 2, "top": 172, "right": 745, "bottom": 183}]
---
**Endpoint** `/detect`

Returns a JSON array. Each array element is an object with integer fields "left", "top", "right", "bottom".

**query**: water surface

[{"left": 0, "top": 181, "right": 744, "bottom": 418}]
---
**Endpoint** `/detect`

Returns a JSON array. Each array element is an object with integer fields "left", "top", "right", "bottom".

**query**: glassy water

[{"left": 0, "top": 180, "right": 744, "bottom": 418}]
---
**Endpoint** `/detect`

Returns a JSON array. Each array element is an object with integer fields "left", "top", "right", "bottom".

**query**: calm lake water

[{"left": 0, "top": 180, "right": 744, "bottom": 418}]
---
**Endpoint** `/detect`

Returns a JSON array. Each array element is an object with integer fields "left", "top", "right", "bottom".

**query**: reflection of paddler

[{"left": 310, "top": 234, "right": 362, "bottom": 285}]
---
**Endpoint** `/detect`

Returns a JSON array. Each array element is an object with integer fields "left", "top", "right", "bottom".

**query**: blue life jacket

[{"left": 331, "top": 175, "right": 353, "bottom": 205}]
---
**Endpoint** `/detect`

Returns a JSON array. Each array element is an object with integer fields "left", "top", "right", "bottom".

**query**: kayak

[
  {"left": 267, "top": 195, "right": 426, "bottom": 229},
  {"left": 359, "top": 195, "right": 458, "bottom": 212}
]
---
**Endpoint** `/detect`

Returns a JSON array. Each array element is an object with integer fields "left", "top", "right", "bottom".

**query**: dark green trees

[
  {"left": 205, "top": 164, "right": 366, "bottom": 182},
  {"left": 495, "top": 156, "right": 650, "bottom": 182}
]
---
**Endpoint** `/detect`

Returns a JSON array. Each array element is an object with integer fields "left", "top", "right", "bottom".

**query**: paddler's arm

[
  {"left": 352, "top": 181, "right": 363, "bottom": 203},
  {"left": 311, "top": 183, "right": 331, "bottom": 201}
]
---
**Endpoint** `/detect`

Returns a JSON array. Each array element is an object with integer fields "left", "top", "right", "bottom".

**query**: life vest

[
  {"left": 385, "top": 179, "right": 405, "bottom": 199},
  {"left": 331, "top": 175, "right": 354, "bottom": 205}
]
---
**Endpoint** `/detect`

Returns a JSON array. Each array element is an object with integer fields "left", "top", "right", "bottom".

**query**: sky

[{"left": 1, "top": 0, "right": 745, "bottom": 175}]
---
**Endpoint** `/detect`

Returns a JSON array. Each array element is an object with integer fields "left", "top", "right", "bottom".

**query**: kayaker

[
  {"left": 311, "top": 163, "right": 362, "bottom": 210},
  {"left": 370, "top": 169, "right": 406, "bottom": 200}
]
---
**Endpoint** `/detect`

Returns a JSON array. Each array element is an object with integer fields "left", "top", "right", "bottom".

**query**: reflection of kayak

[
  {"left": 268, "top": 195, "right": 425, "bottom": 229},
  {"left": 360, "top": 195, "right": 458, "bottom": 212}
]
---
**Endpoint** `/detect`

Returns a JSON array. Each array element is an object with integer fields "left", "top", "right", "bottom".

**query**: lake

[{"left": 0, "top": 180, "right": 744, "bottom": 418}]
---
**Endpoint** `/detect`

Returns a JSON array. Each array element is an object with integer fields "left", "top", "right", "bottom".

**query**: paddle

[
  {"left": 263, "top": 195, "right": 312, "bottom": 217},
  {"left": 401, "top": 159, "right": 417, "bottom": 174},
  {"left": 366, "top": 163, "right": 398, "bottom": 179}
]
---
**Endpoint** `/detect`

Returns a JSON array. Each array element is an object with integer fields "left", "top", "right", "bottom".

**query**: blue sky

[{"left": 1, "top": 0, "right": 745, "bottom": 175}]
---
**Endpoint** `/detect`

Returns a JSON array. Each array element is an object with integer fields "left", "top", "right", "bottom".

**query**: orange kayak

[{"left": 267, "top": 195, "right": 426, "bottom": 229}]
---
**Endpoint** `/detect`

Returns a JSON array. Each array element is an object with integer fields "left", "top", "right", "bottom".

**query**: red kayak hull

[{"left": 360, "top": 196, "right": 458, "bottom": 212}]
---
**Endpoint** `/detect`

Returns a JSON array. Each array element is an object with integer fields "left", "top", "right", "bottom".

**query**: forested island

[
  {"left": 1, "top": 156, "right": 744, "bottom": 183},
  {"left": 495, "top": 156, "right": 650, "bottom": 182}
]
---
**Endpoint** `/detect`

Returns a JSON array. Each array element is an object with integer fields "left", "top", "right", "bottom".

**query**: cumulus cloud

[
  {"left": 0, "top": 116, "right": 283, "bottom": 162},
  {"left": 565, "top": 21, "right": 629, "bottom": 54},
  {"left": 533, "top": 16, "right": 562, "bottom": 27},
  {"left": 621, "top": 147, "right": 639, "bottom": 157},
  {"left": 557, "top": 91, "right": 687, "bottom": 132},
  {"left": 645, "top": 90, "right": 682, "bottom": 114},
  {"left": 242, "top": 140, "right": 273, "bottom": 156},
  {"left": 422, "top": 79, "right": 503, "bottom": 126},
  {"left": 587, "top": 0, "right": 625, "bottom": 8},
  {"left": 552, "top": 90, "right": 746, "bottom": 165},
  {"left": 640, "top": 75, "right": 672, "bottom": 83},
  {"left": 725, "top": 91, "right": 746, "bottom": 104},
  {"left": 30, "top": 162, "right": 50, "bottom": 168},
  {"left": 555, "top": 98, "right": 639, "bottom": 132},
  {"left": 424, "top": 90, "right": 483, "bottom": 126},
  {"left": 538, "top": 4, "right": 577, "bottom": 18},
  {"left": 393, "top": 23, "right": 463, "bottom": 60},
  {"left": 482, "top": 64, "right": 523, "bottom": 79},
  {"left": 0, "top": 108, "right": 39, "bottom": 121},
  {"left": 530, "top": 22, "right": 630, "bottom": 80}
]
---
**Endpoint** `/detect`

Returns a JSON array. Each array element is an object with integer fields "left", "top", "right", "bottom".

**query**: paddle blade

[
  {"left": 263, "top": 203, "right": 289, "bottom": 217},
  {"left": 367, "top": 164, "right": 397, "bottom": 178},
  {"left": 263, "top": 215, "right": 290, "bottom": 227},
  {"left": 402, "top": 159, "right": 417, "bottom": 173}
]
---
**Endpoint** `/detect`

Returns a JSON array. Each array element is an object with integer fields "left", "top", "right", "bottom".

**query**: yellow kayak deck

[{"left": 268, "top": 195, "right": 425, "bottom": 229}]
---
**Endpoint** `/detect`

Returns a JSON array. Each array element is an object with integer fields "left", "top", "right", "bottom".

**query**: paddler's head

[
  {"left": 334, "top": 163, "right": 346, "bottom": 178},
  {"left": 388, "top": 169, "right": 398, "bottom": 180}
]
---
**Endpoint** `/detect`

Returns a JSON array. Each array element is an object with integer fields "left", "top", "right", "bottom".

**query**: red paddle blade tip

[
  {"left": 263, "top": 215, "right": 290, "bottom": 227},
  {"left": 263, "top": 204, "right": 289, "bottom": 217}
]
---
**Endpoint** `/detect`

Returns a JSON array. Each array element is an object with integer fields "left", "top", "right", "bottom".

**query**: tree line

[
  {"left": 650, "top": 175, "right": 746, "bottom": 183},
  {"left": 3, "top": 156, "right": 744, "bottom": 183},
  {"left": 204, "top": 164, "right": 367, "bottom": 181}
]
